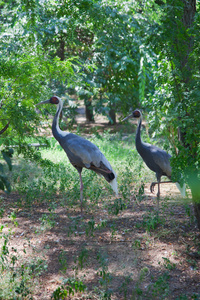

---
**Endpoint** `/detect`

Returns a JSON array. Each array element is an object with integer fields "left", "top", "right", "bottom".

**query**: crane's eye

[{"left": 50, "top": 96, "right": 59, "bottom": 104}]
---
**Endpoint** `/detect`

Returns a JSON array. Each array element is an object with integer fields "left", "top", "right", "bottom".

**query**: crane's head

[
  {"left": 122, "top": 109, "right": 142, "bottom": 122},
  {"left": 36, "top": 96, "right": 60, "bottom": 106}
]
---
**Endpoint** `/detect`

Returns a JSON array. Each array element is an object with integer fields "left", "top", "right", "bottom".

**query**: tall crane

[
  {"left": 123, "top": 109, "right": 185, "bottom": 209},
  {"left": 37, "top": 96, "right": 118, "bottom": 216}
]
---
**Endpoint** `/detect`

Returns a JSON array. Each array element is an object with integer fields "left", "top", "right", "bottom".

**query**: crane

[
  {"left": 122, "top": 109, "right": 185, "bottom": 209},
  {"left": 37, "top": 96, "right": 118, "bottom": 216}
]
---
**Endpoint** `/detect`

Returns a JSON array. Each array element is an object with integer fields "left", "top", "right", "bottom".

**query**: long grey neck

[
  {"left": 52, "top": 100, "right": 65, "bottom": 140},
  {"left": 135, "top": 117, "right": 143, "bottom": 150}
]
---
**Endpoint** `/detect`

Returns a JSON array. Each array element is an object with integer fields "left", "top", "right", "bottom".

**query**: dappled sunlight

[
  {"left": 0, "top": 121, "right": 198, "bottom": 299},
  {"left": 0, "top": 179, "right": 198, "bottom": 299}
]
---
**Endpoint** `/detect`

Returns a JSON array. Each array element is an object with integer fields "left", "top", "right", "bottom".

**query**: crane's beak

[
  {"left": 36, "top": 99, "right": 51, "bottom": 106},
  {"left": 122, "top": 114, "right": 132, "bottom": 122}
]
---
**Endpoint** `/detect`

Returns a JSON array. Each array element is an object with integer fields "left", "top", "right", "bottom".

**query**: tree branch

[{"left": 0, "top": 122, "right": 10, "bottom": 135}]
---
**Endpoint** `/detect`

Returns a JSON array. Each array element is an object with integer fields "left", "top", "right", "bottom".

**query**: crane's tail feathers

[
  {"left": 99, "top": 157, "right": 118, "bottom": 195},
  {"left": 109, "top": 169, "right": 118, "bottom": 195},
  {"left": 176, "top": 182, "right": 186, "bottom": 197},
  {"left": 110, "top": 177, "right": 118, "bottom": 196}
]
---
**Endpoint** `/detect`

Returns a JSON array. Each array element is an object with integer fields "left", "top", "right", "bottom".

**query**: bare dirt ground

[
  {"left": 1, "top": 184, "right": 200, "bottom": 300},
  {"left": 1, "top": 110, "right": 200, "bottom": 300}
]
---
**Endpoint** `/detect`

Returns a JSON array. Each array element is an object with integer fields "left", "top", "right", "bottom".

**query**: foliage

[
  {"left": 0, "top": 0, "right": 75, "bottom": 155},
  {"left": 1, "top": 0, "right": 157, "bottom": 126},
  {"left": 0, "top": 226, "right": 47, "bottom": 299},
  {"left": 51, "top": 278, "right": 86, "bottom": 299},
  {"left": 141, "top": 213, "right": 163, "bottom": 232},
  {"left": 148, "top": 272, "right": 170, "bottom": 299}
]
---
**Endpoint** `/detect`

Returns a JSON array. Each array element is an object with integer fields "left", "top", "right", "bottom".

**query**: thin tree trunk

[
  {"left": 108, "top": 108, "right": 116, "bottom": 125},
  {"left": 57, "top": 35, "right": 65, "bottom": 61},
  {"left": 85, "top": 97, "right": 94, "bottom": 123}
]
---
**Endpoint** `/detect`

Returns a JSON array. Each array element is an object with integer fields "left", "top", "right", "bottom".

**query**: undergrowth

[{"left": 0, "top": 131, "right": 197, "bottom": 299}]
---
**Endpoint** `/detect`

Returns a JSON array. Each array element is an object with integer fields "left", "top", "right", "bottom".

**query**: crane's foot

[{"left": 150, "top": 182, "right": 157, "bottom": 193}]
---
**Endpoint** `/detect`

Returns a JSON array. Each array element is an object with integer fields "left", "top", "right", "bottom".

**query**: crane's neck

[
  {"left": 52, "top": 100, "right": 67, "bottom": 140},
  {"left": 135, "top": 116, "right": 143, "bottom": 150}
]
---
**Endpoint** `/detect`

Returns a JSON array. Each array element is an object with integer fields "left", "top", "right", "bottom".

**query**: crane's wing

[
  {"left": 66, "top": 135, "right": 106, "bottom": 168},
  {"left": 149, "top": 144, "right": 172, "bottom": 177},
  {"left": 140, "top": 142, "right": 172, "bottom": 178},
  {"left": 61, "top": 133, "right": 118, "bottom": 194}
]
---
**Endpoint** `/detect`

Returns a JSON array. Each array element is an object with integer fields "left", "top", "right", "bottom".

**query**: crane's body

[
  {"left": 137, "top": 141, "right": 172, "bottom": 178},
  {"left": 135, "top": 115, "right": 172, "bottom": 182},
  {"left": 37, "top": 96, "right": 118, "bottom": 215},
  {"left": 123, "top": 109, "right": 185, "bottom": 208},
  {"left": 56, "top": 132, "right": 117, "bottom": 184}
]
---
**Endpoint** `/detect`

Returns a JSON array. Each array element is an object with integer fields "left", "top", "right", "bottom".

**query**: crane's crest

[{"left": 50, "top": 96, "right": 59, "bottom": 104}]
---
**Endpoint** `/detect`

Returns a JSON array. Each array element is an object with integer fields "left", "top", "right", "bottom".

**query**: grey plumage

[
  {"left": 37, "top": 96, "right": 118, "bottom": 215},
  {"left": 123, "top": 109, "right": 185, "bottom": 208}
]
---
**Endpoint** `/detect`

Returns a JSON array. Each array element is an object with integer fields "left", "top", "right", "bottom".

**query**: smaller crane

[
  {"left": 123, "top": 109, "right": 185, "bottom": 209},
  {"left": 37, "top": 96, "right": 118, "bottom": 216}
]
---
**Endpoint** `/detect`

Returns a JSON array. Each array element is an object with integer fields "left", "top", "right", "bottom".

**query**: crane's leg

[
  {"left": 150, "top": 180, "right": 172, "bottom": 193},
  {"left": 79, "top": 172, "right": 84, "bottom": 216},
  {"left": 150, "top": 180, "right": 172, "bottom": 211},
  {"left": 157, "top": 182, "right": 160, "bottom": 211}
]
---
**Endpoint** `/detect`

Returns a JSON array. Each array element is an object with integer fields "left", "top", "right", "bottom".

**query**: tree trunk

[
  {"left": 108, "top": 108, "right": 116, "bottom": 125},
  {"left": 56, "top": 35, "right": 65, "bottom": 61},
  {"left": 85, "top": 97, "right": 94, "bottom": 123}
]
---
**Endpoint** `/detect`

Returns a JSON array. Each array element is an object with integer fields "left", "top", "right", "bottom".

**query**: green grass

[
  {"left": 39, "top": 131, "right": 152, "bottom": 190},
  {"left": 8, "top": 131, "right": 150, "bottom": 213}
]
